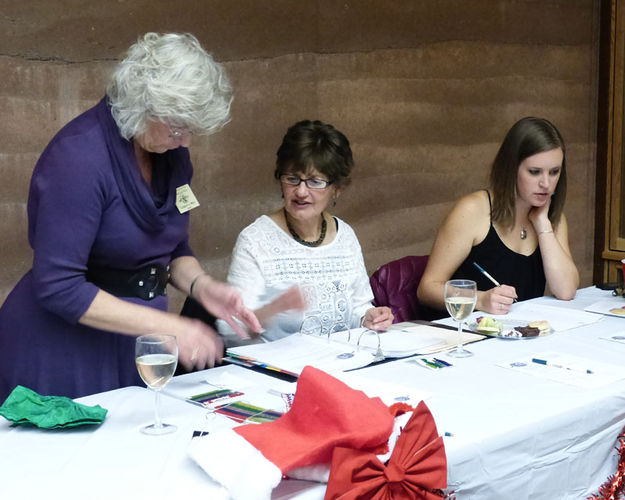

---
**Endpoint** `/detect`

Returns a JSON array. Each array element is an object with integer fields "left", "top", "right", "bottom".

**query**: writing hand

[{"left": 479, "top": 285, "right": 517, "bottom": 315}]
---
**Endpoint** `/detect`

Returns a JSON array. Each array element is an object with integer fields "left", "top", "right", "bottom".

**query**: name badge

[{"left": 175, "top": 184, "right": 200, "bottom": 214}]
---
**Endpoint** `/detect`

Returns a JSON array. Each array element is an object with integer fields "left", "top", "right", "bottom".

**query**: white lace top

[{"left": 217, "top": 215, "right": 374, "bottom": 344}]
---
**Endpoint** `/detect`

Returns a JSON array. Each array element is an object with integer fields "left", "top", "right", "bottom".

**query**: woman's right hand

[
  {"left": 176, "top": 317, "right": 224, "bottom": 371},
  {"left": 477, "top": 285, "right": 517, "bottom": 315}
]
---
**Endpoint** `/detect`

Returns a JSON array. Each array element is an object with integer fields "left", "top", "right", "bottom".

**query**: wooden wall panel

[{"left": 0, "top": 1, "right": 599, "bottom": 314}]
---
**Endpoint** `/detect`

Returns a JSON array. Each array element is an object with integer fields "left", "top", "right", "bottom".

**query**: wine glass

[
  {"left": 135, "top": 334, "right": 178, "bottom": 435},
  {"left": 444, "top": 280, "right": 477, "bottom": 358}
]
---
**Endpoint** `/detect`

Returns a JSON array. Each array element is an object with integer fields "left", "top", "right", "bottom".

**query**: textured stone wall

[{"left": 0, "top": 1, "right": 599, "bottom": 313}]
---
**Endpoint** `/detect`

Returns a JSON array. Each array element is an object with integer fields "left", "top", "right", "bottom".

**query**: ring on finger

[{"left": 190, "top": 347, "right": 200, "bottom": 362}]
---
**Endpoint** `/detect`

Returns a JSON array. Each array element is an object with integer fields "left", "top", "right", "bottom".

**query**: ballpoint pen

[
  {"left": 420, "top": 358, "right": 443, "bottom": 369},
  {"left": 411, "top": 358, "right": 438, "bottom": 370},
  {"left": 531, "top": 357, "right": 594, "bottom": 374},
  {"left": 433, "top": 357, "right": 453, "bottom": 367}
]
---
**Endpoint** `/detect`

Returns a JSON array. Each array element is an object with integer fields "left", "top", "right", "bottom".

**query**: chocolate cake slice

[{"left": 514, "top": 326, "right": 540, "bottom": 337}]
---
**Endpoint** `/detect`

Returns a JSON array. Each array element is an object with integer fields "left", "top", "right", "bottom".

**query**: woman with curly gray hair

[{"left": 0, "top": 33, "right": 260, "bottom": 401}]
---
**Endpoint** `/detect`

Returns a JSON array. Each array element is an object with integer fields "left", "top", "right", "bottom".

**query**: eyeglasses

[
  {"left": 280, "top": 175, "right": 332, "bottom": 190},
  {"left": 168, "top": 125, "right": 193, "bottom": 140}
]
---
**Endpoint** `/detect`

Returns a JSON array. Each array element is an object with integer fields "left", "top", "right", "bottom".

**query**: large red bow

[{"left": 324, "top": 400, "right": 447, "bottom": 500}]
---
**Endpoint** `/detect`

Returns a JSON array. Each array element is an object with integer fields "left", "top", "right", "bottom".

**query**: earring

[{"left": 332, "top": 197, "right": 337, "bottom": 207}]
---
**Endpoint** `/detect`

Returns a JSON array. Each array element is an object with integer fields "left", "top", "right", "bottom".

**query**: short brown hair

[{"left": 274, "top": 120, "right": 354, "bottom": 189}]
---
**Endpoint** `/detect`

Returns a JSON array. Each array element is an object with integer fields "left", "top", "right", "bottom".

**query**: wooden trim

[
  {"left": 596, "top": 0, "right": 625, "bottom": 284},
  {"left": 601, "top": 249, "right": 625, "bottom": 261},
  {"left": 594, "top": 0, "right": 615, "bottom": 283},
  {"left": 608, "top": 1, "right": 625, "bottom": 251}
]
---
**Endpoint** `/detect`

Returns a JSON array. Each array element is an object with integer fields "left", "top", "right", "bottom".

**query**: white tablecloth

[{"left": 1, "top": 287, "right": 624, "bottom": 499}]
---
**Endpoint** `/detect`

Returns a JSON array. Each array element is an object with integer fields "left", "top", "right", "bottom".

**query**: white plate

[{"left": 468, "top": 318, "right": 552, "bottom": 340}]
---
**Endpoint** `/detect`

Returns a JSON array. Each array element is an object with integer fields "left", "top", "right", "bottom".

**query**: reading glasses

[
  {"left": 280, "top": 175, "right": 332, "bottom": 190},
  {"left": 168, "top": 125, "right": 193, "bottom": 139}
]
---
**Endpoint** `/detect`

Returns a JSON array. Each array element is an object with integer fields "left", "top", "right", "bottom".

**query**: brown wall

[{"left": 0, "top": 0, "right": 599, "bottom": 313}]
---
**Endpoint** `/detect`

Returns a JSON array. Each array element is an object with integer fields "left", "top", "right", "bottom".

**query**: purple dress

[{"left": 0, "top": 98, "right": 194, "bottom": 400}]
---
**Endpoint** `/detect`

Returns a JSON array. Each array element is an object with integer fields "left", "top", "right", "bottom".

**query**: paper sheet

[
  {"left": 438, "top": 303, "right": 602, "bottom": 332},
  {"left": 227, "top": 333, "right": 376, "bottom": 376},
  {"left": 584, "top": 297, "right": 625, "bottom": 318},
  {"left": 329, "top": 324, "right": 454, "bottom": 357},
  {"left": 497, "top": 351, "right": 625, "bottom": 389},
  {"left": 334, "top": 372, "right": 431, "bottom": 407},
  {"left": 600, "top": 332, "right": 625, "bottom": 344}
]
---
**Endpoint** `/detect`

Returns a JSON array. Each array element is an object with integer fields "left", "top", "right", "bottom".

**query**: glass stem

[
  {"left": 153, "top": 389, "right": 163, "bottom": 429},
  {"left": 456, "top": 321, "right": 464, "bottom": 352}
]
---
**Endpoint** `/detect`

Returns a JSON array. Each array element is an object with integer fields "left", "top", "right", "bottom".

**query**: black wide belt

[{"left": 86, "top": 264, "right": 170, "bottom": 301}]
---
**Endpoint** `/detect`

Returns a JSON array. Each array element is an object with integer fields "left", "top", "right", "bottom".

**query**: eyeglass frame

[
  {"left": 279, "top": 174, "right": 333, "bottom": 190},
  {"left": 167, "top": 124, "right": 193, "bottom": 139}
]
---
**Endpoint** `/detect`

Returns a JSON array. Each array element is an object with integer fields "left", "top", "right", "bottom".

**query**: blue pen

[
  {"left": 420, "top": 358, "right": 442, "bottom": 369},
  {"left": 532, "top": 357, "right": 593, "bottom": 374},
  {"left": 433, "top": 357, "right": 453, "bottom": 367}
]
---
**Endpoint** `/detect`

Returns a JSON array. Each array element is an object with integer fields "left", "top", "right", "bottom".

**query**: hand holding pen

[{"left": 472, "top": 262, "right": 518, "bottom": 315}]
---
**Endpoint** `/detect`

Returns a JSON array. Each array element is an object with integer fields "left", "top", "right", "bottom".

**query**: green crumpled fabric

[{"left": 0, "top": 385, "right": 107, "bottom": 429}]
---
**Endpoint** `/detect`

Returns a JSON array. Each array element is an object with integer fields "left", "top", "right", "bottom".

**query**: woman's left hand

[
  {"left": 193, "top": 275, "right": 262, "bottom": 338},
  {"left": 363, "top": 306, "right": 394, "bottom": 331}
]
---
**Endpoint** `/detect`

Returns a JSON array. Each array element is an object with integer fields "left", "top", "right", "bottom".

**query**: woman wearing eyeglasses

[
  {"left": 217, "top": 120, "right": 393, "bottom": 345},
  {"left": 0, "top": 33, "right": 260, "bottom": 401}
]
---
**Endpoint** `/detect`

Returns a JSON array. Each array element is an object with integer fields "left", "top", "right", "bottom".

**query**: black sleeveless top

[{"left": 451, "top": 190, "right": 546, "bottom": 302}]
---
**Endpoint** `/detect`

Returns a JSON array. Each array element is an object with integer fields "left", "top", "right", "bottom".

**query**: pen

[
  {"left": 531, "top": 357, "right": 593, "bottom": 374},
  {"left": 420, "top": 358, "right": 443, "bottom": 369},
  {"left": 411, "top": 359, "right": 437, "bottom": 371},
  {"left": 473, "top": 261, "right": 500, "bottom": 286},
  {"left": 433, "top": 357, "right": 453, "bottom": 367},
  {"left": 473, "top": 261, "right": 517, "bottom": 302}
]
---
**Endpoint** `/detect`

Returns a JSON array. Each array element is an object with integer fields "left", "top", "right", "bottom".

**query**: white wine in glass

[
  {"left": 136, "top": 334, "right": 178, "bottom": 435},
  {"left": 444, "top": 280, "right": 477, "bottom": 358}
]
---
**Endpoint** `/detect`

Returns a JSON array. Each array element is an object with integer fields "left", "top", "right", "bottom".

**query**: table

[{"left": 1, "top": 287, "right": 625, "bottom": 499}]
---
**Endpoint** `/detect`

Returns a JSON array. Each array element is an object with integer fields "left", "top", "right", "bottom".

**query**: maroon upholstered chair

[{"left": 370, "top": 255, "right": 429, "bottom": 323}]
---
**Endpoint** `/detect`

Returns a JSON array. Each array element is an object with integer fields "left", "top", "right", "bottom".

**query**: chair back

[{"left": 370, "top": 255, "right": 429, "bottom": 323}]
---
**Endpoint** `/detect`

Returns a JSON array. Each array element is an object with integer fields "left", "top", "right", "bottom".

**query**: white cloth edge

[{"left": 188, "top": 428, "right": 283, "bottom": 500}]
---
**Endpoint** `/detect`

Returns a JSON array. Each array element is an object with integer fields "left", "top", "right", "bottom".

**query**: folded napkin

[{"left": 0, "top": 385, "right": 107, "bottom": 429}]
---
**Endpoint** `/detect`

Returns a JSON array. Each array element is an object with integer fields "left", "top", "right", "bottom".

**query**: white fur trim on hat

[{"left": 188, "top": 428, "right": 283, "bottom": 500}]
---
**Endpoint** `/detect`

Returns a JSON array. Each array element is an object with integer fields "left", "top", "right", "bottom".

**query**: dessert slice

[
  {"left": 527, "top": 320, "right": 551, "bottom": 335},
  {"left": 514, "top": 326, "right": 540, "bottom": 337},
  {"left": 476, "top": 316, "right": 503, "bottom": 335}
]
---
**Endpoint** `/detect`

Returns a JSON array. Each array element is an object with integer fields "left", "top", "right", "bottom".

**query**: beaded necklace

[{"left": 283, "top": 208, "right": 327, "bottom": 247}]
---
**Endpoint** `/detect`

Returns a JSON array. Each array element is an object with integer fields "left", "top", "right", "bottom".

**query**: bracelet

[
  {"left": 538, "top": 230, "right": 554, "bottom": 235},
  {"left": 189, "top": 273, "right": 206, "bottom": 299}
]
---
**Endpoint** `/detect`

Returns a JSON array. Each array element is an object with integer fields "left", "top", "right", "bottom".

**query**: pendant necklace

[
  {"left": 520, "top": 227, "right": 527, "bottom": 240},
  {"left": 284, "top": 208, "right": 327, "bottom": 247}
]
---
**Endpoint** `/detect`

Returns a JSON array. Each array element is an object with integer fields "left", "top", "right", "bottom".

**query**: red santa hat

[{"left": 188, "top": 366, "right": 446, "bottom": 500}]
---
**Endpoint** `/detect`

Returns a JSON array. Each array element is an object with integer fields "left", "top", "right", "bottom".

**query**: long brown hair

[{"left": 490, "top": 117, "right": 566, "bottom": 229}]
